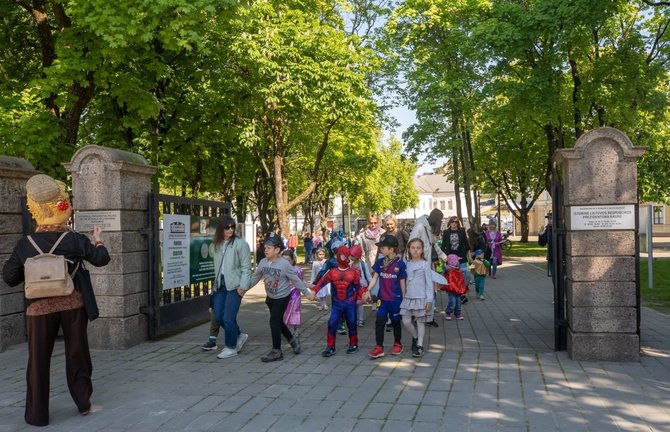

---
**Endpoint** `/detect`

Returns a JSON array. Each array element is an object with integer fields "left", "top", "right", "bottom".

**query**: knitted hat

[
  {"left": 447, "top": 254, "right": 461, "bottom": 268},
  {"left": 25, "top": 174, "right": 71, "bottom": 226},
  {"left": 349, "top": 244, "right": 363, "bottom": 260},
  {"left": 336, "top": 245, "right": 350, "bottom": 268}
]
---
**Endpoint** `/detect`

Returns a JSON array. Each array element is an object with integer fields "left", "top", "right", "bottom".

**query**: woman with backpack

[{"left": 2, "top": 174, "right": 110, "bottom": 427}]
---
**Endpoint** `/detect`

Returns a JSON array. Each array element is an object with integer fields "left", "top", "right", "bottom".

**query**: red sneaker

[
  {"left": 391, "top": 342, "right": 403, "bottom": 355},
  {"left": 368, "top": 345, "right": 385, "bottom": 359}
]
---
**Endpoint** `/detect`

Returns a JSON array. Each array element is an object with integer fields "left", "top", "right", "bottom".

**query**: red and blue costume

[{"left": 313, "top": 248, "right": 366, "bottom": 349}]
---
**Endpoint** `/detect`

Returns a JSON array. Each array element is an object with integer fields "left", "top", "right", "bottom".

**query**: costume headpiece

[{"left": 336, "top": 245, "right": 350, "bottom": 268}]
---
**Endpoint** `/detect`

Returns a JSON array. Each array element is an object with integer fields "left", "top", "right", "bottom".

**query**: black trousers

[
  {"left": 25, "top": 307, "right": 92, "bottom": 426},
  {"left": 265, "top": 295, "right": 292, "bottom": 350}
]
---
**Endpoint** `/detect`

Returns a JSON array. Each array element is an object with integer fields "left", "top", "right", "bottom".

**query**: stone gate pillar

[
  {"left": 0, "top": 157, "right": 38, "bottom": 352},
  {"left": 555, "top": 127, "right": 646, "bottom": 361},
  {"left": 64, "top": 145, "right": 156, "bottom": 350}
]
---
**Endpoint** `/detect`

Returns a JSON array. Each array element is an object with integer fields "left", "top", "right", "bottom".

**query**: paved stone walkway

[{"left": 1, "top": 258, "right": 669, "bottom": 431}]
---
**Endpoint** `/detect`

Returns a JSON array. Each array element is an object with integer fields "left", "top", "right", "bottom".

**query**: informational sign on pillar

[{"left": 555, "top": 127, "right": 646, "bottom": 362}]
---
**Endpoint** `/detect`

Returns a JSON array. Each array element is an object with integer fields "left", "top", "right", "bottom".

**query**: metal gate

[
  {"left": 551, "top": 174, "right": 567, "bottom": 351},
  {"left": 143, "top": 194, "right": 232, "bottom": 339}
]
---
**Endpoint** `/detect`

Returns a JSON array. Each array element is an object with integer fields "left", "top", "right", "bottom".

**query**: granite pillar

[
  {"left": 64, "top": 146, "right": 156, "bottom": 349},
  {"left": 0, "top": 157, "right": 39, "bottom": 351},
  {"left": 555, "top": 127, "right": 646, "bottom": 361}
]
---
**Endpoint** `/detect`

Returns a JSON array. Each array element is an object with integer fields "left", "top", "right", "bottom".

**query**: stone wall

[{"left": 0, "top": 157, "right": 38, "bottom": 351}]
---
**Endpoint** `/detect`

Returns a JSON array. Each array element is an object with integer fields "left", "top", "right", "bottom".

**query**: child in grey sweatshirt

[{"left": 249, "top": 234, "right": 311, "bottom": 362}]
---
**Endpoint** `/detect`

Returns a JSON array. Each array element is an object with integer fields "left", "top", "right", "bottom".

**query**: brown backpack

[{"left": 24, "top": 232, "right": 78, "bottom": 299}]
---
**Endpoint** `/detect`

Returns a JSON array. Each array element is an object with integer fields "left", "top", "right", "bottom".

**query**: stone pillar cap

[
  {"left": 64, "top": 145, "right": 156, "bottom": 175},
  {"left": 0, "top": 156, "right": 38, "bottom": 178},
  {"left": 554, "top": 127, "right": 647, "bottom": 165}
]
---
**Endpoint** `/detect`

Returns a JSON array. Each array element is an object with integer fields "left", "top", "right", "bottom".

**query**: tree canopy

[{"left": 3, "top": 0, "right": 670, "bottom": 235}]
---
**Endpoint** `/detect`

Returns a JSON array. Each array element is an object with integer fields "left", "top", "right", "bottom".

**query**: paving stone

[{"left": 0, "top": 259, "right": 668, "bottom": 432}]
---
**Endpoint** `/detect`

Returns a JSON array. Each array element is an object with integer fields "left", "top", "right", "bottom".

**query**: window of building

[
  {"left": 653, "top": 206, "right": 664, "bottom": 224},
  {"left": 448, "top": 200, "right": 453, "bottom": 210}
]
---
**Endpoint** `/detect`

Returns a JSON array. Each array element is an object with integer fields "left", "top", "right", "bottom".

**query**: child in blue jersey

[{"left": 367, "top": 236, "right": 407, "bottom": 359}]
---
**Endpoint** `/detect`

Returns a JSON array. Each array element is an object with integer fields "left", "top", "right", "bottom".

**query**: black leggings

[{"left": 265, "top": 295, "right": 293, "bottom": 350}]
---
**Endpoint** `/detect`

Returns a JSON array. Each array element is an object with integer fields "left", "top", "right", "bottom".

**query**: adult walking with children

[
  {"left": 381, "top": 214, "right": 409, "bottom": 257},
  {"left": 2, "top": 174, "right": 111, "bottom": 427},
  {"left": 204, "top": 215, "right": 252, "bottom": 360},
  {"left": 355, "top": 214, "right": 384, "bottom": 270},
  {"left": 409, "top": 208, "right": 447, "bottom": 328},
  {"left": 485, "top": 218, "right": 504, "bottom": 278},
  {"left": 441, "top": 216, "right": 471, "bottom": 287}
]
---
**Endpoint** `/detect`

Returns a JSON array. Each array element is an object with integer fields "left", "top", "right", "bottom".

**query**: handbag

[{"left": 24, "top": 232, "right": 78, "bottom": 299}]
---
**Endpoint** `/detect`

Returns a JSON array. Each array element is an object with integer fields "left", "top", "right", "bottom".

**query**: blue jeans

[
  {"left": 445, "top": 292, "right": 462, "bottom": 315},
  {"left": 490, "top": 257, "right": 498, "bottom": 276},
  {"left": 212, "top": 280, "right": 243, "bottom": 349}
]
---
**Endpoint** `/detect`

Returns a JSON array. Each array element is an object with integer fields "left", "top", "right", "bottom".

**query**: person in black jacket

[
  {"left": 441, "top": 216, "right": 472, "bottom": 305},
  {"left": 2, "top": 174, "right": 110, "bottom": 427},
  {"left": 538, "top": 213, "right": 553, "bottom": 277}
]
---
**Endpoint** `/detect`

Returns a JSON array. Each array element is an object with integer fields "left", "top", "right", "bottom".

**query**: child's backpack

[{"left": 24, "top": 232, "right": 77, "bottom": 299}]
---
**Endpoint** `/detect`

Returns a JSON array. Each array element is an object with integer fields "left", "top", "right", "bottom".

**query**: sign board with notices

[
  {"left": 162, "top": 214, "right": 190, "bottom": 290},
  {"left": 568, "top": 205, "right": 635, "bottom": 230},
  {"left": 74, "top": 210, "right": 122, "bottom": 232}
]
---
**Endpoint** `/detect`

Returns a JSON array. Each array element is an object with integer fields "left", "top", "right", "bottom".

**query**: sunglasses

[{"left": 223, "top": 225, "right": 236, "bottom": 230}]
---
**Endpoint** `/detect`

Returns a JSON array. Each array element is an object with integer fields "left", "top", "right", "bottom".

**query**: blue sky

[{"left": 387, "top": 105, "right": 448, "bottom": 172}]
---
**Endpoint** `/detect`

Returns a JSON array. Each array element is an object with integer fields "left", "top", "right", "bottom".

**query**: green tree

[
  {"left": 1, "top": 0, "right": 230, "bottom": 180},
  {"left": 227, "top": 0, "right": 380, "bottom": 234}
]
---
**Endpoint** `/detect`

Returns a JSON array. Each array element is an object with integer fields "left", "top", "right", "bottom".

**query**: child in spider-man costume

[{"left": 310, "top": 245, "right": 370, "bottom": 357}]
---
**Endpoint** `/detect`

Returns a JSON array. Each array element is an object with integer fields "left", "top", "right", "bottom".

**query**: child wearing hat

[
  {"left": 444, "top": 254, "right": 467, "bottom": 320},
  {"left": 367, "top": 235, "right": 407, "bottom": 358},
  {"left": 249, "top": 233, "right": 312, "bottom": 362},
  {"left": 470, "top": 249, "right": 490, "bottom": 300}
]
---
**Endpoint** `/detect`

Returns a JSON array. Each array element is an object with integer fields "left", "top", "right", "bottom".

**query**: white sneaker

[
  {"left": 236, "top": 333, "right": 249, "bottom": 352},
  {"left": 217, "top": 347, "right": 238, "bottom": 359}
]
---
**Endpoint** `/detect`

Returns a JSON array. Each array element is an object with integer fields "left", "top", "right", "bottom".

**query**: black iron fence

[{"left": 144, "top": 193, "right": 231, "bottom": 339}]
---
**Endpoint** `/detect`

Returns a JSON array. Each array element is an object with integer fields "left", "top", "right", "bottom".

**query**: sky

[{"left": 386, "top": 105, "right": 448, "bottom": 173}]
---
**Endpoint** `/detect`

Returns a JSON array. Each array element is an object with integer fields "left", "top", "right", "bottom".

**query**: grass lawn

[
  {"left": 640, "top": 257, "right": 670, "bottom": 313},
  {"left": 504, "top": 240, "right": 547, "bottom": 258}
]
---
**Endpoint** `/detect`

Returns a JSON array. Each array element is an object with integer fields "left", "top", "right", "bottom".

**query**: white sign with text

[
  {"left": 162, "top": 214, "right": 190, "bottom": 290},
  {"left": 569, "top": 205, "right": 635, "bottom": 230}
]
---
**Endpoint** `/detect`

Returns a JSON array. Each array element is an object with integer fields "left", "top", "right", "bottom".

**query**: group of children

[{"left": 244, "top": 231, "right": 492, "bottom": 362}]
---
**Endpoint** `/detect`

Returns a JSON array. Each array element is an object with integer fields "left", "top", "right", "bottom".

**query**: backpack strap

[
  {"left": 48, "top": 232, "right": 69, "bottom": 254},
  {"left": 26, "top": 235, "right": 44, "bottom": 255}
]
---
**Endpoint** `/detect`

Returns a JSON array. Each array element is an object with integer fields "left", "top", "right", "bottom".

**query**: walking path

[{"left": 1, "top": 258, "right": 669, "bottom": 431}]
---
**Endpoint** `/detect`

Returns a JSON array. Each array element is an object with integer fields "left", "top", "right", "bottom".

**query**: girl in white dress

[
  {"left": 399, "top": 238, "right": 434, "bottom": 357},
  {"left": 310, "top": 248, "right": 329, "bottom": 310}
]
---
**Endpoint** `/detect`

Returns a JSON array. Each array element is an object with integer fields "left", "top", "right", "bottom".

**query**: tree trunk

[
  {"left": 460, "top": 121, "right": 474, "bottom": 226},
  {"left": 518, "top": 209, "right": 530, "bottom": 243},
  {"left": 569, "top": 56, "right": 583, "bottom": 139},
  {"left": 452, "top": 147, "right": 462, "bottom": 220}
]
